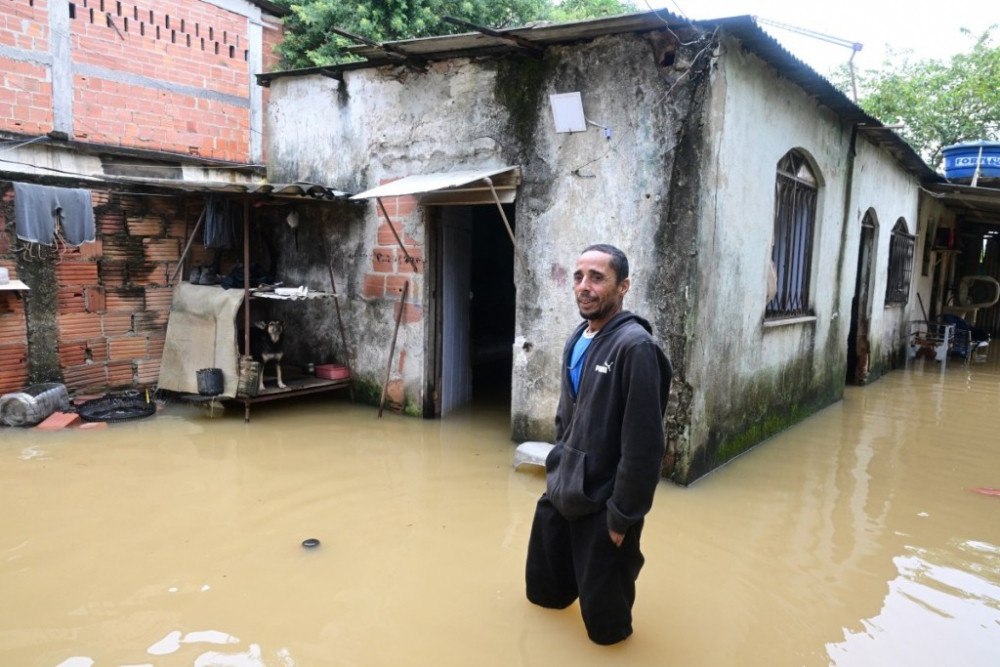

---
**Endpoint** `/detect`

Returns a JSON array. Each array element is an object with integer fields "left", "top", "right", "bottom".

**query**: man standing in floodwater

[{"left": 525, "top": 243, "right": 672, "bottom": 645}]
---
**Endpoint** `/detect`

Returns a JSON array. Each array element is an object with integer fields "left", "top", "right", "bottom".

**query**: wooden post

[
  {"left": 379, "top": 280, "right": 409, "bottom": 418},
  {"left": 170, "top": 206, "right": 206, "bottom": 284}
]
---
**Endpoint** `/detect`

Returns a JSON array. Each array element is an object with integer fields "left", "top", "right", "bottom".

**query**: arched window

[
  {"left": 767, "top": 150, "right": 818, "bottom": 319},
  {"left": 886, "top": 218, "right": 915, "bottom": 305}
]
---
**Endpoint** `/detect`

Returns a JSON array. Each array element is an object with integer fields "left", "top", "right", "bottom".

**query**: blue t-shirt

[{"left": 569, "top": 330, "right": 596, "bottom": 396}]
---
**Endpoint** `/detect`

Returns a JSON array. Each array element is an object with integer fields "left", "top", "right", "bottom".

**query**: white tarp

[{"left": 159, "top": 283, "right": 244, "bottom": 398}]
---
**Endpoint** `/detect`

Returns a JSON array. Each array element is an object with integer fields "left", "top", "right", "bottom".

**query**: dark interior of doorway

[{"left": 470, "top": 204, "right": 516, "bottom": 403}]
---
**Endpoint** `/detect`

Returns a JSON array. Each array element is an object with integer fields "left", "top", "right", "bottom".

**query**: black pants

[{"left": 525, "top": 495, "right": 645, "bottom": 645}]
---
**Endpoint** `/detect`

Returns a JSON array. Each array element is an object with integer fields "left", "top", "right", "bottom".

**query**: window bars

[
  {"left": 767, "top": 151, "right": 817, "bottom": 319},
  {"left": 886, "top": 219, "right": 915, "bottom": 305}
]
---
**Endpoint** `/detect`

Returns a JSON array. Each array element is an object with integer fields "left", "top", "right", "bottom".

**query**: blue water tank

[{"left": 942, "top": 141, "right": 1000, "bottom": 181}]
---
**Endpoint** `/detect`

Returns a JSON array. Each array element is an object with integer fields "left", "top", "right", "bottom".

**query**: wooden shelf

[
  {"left": 236, "top": 373, "right": 351, "bottom": 404},
  {"left": 234, "top": 198, "right": 352, "bottom": 422}
]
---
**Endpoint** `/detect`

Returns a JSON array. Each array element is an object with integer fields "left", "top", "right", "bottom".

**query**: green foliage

[
  {"left": 833, "top": 27, "right": 1000, "bottom": 170},
  {"left": 272, "top": 0, "right": 638, "bottom": 69},
  {"left": 548, "top": 0, "right": 637, "bottom": 22}
]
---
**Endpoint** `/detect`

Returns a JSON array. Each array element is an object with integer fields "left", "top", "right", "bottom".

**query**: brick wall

[
  {"left": 0, "top": 0, "right": 284, "bottom": 162},
  {"left": 0, "top": 187, "right": 28, "bottom": 393},
  {"left": 0, "top": 284, "right": 29, "bottom": 394},
  {"left": 0, "top": 0, "right": 52, "bottom": 136},
  {"left": 0, "top": 59, "right": 53, "bottom": 136},
  {"left": 359, "top": 192, "right": 423, "bottom": 408},
  {"left": 69, "top": 0, "right": 252, "bottom": 160},
  {"left": 261, "top": 14, "right": 283, "bottom": 72},
  {"left": 362, "top": 192, "right": 424, "bottom": 326},
  {"left": 0, "top": 182, "right": 200, "bottom": 394},
  {"left": 259, "top": 13, "right": 282, "bottom": 161}
]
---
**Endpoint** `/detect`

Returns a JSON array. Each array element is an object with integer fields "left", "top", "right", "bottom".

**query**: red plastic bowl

[{"left": 315, "top": 364, "right": 350, "bottom": 380}]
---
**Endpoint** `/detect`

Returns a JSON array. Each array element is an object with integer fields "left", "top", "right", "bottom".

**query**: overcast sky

[{"left": 644, "top": 0, "right": 996, "bottom": 76}]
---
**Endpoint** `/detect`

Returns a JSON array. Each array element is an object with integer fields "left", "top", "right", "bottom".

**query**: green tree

[
  {"left": 834, "top": 27, "right": 1000, "bottom": 170},
  {"left": 549, "top": 0, "right": 637, "bottom": 22},
  {"left": 273, "top": 0, "right": 637, "bottom": 69}
]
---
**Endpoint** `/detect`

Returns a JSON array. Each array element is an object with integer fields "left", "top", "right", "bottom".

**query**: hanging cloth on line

[{"left": 12, "top": 182, "right": 95, "bottom": 246}]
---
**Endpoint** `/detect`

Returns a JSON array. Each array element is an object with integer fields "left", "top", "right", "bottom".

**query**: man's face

[{"left": 574, "top": 250, "right": 629, "bottom": 323}]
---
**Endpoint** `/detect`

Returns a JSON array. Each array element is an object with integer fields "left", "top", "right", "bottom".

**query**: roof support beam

[
  {"left": 328, "top": 26, "right": 425, "bottom": 65},
  {"left": 441, "top": 16, "right": 545, "bottom": 59},
  {"left": 258, "top": 67, "right": 341, "bottom": 87}
]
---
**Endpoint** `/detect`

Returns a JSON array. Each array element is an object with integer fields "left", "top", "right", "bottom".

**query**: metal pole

[
  {"left": 848, "top": 49, "right": 859, "bottom": 104},
  {"left": 170, "top": 206, "right": 206, "bottom": 284},
  {"left": 376, "top": 197, "right": 417, "bottom": 271},
  {"left": 378, "top": 279, "right": 409, "bottom": 418},
  {"left": 483, "top": 177, "right": 528, "bottom": 275},
  {"left": 319, "top": 227, "right": 355, "bottom": 401}
]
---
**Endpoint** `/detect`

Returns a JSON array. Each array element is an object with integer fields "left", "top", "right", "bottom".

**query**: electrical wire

[
  {"left": 568, "top": 29, "right": 719, "bottom": 177},
  {"left": 0, "top": 135, "right": 49, "bottom": 154},
  {"left": 643, "top": 0, "right": 706, "bottom": 46},
  {"left": 666, "top": 0, "right": 691, "bottom": 21},
  {"left": 0, "top": 156, "right": 108, "bottom": 179}
]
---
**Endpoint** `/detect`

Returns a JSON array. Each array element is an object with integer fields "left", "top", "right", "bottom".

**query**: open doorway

[
  {"left": 431, "top": 204, "right": 516, "bottom": 416},
  {"left": 847, "top": 210, "right": 877, "bottom": 384}
]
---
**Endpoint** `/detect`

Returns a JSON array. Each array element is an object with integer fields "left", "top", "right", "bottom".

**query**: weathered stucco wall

[
  {"left": 683, "top": 36, "right": 856, "bottom": 483},
  {"left": 845, "top": 137, "right": 920, "bottom": 381},
  {"left": 258, "top": 199, "right": 403, "bottom": 409},
  {"left": 265, "top": 30, "right": 712, "bottom": 428},
  {"left": 681, "top": 35, "right": 926, "bottom": 484}
]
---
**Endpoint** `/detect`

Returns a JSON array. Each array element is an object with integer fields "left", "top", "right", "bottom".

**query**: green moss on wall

[
  {"left": 682, "top": 354, "right": 844, "bottom": 484},
  {"left": 867, "top": 340, "right": 884, "bottom": 382},
  {"left": 352, "top": 375, "right": 423, "bottom": 418},
  {"left": 351, "top": 376, "right": 383, "bottom": 407},
  {"left": 493, "top": 58, "right": 552, "bottom": 149}
]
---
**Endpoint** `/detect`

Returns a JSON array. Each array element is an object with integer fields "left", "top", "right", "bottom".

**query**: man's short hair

[{"left": 582, "top": 244, "right": 629, "bottom": 284}]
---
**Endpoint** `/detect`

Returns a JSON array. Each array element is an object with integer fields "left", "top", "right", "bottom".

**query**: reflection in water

[
  {"left": 0, "top": 354, "right": 998, "bottom": 666},
  {"left": 828, "top": 541, "right": 1000, "bottom": 665},
  {"left": 147, "top": 629, "right": 240, "bottom": 656}
]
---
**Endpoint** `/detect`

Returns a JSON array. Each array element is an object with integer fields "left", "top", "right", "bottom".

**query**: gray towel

[{"left": 13, "top": 182, "right": 96, "bottom": 246}]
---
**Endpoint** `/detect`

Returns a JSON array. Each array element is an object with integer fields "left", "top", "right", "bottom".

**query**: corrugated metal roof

[
  {"left": 256, "top": 10, "right": 685, "bottom": 85},
  {"left": 247, "top": 0, "right": 291, "bottom": 18},
  {"left": 923, "top": 183, "right": 1000, "bottom": 223},
  {"left": 108, "top": 178, "right": 351, "bottom": 199},
  {"left": 347, "top": 11, "right": 682, "bottom": 61},
  {"left": 258, "top": 10, "right": 942, "bottom": 184},
  {"left": 351, "top": 167, "right": 519, "bottom": 200},
  {"left": 700, "top": 16, "right": 942, "bottom": 184}
]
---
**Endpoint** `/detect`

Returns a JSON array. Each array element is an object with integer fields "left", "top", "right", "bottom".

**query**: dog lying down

[{"left": 239, "top": 320, "right": 287, "bottom": 391}]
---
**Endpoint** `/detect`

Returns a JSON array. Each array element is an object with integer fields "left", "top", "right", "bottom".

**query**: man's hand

[{"left": 609, "top": 529, "right": 625, "bottom": 547}]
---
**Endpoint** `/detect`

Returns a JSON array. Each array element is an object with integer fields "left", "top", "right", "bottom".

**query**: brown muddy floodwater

[{"left": 2, "top": 355, "right": 1000, "bottom": 667}]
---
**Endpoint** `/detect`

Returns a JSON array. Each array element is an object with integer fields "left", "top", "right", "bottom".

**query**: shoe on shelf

[
  {"left": 199, "top": 271, "right": 219, "bottom": 286},
  {"left": 188, "top": 266, "right": 203, "bottom": 284}
]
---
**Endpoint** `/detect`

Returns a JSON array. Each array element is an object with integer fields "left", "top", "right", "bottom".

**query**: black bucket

[{"left": 196, "top": 368, "right": 224, "bottom": 396}]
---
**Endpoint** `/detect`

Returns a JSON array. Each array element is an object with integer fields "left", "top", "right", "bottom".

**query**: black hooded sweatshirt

[{"left": 545, "top": 311, "right": 672, "bottom": 535}]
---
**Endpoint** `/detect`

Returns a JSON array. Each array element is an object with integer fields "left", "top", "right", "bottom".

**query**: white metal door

[{"left": 440, "top": 207, "right": 473, "bottom": 415}]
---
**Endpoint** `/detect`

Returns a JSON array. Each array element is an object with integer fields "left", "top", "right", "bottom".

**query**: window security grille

[
  {"left": 767, "top": 151, "right": 817, "bottom": 319},
  {"left": 886, "top": 219, "right": 914, "bottom": 305}
]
